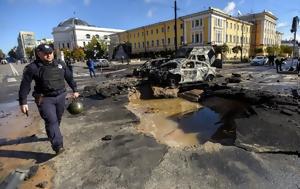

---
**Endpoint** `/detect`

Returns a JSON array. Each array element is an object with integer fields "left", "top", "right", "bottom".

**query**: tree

[
  {"left": 84, "top": 36, "right": 108, "bottom": 59},
  {"left": 232, "top": 46, "right": 242, "bottom": 61},
  {"left": 8, "top": 47, "right": 17, "bottom": 60},
  {"left": 25, "top": 47, "right": 34, "bottom": 59},
  {"left": 0, "top": 49, "right": 5, "bottom": 60},
  {"left": 254, "top": 48, "right": 263, "bottom": 55},
  {"left": 280, "top": 45, "right": 293, "bottom": 56},
  {"left": 214, "top": 44, "right": 229, "bottom": 61},
  {"left": 62, "top": 48, "right": 72, "bottom": 59},
  {"left": 72, "top": 48, "right": 86, "bottom": 61}
]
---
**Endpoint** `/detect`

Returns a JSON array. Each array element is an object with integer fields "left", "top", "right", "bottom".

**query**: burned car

[
  {"left": 133, "top": 58, "right": 171, "bottom": 77},
  {"left": 149, "top": 58, "right": 217, "bottom": 86}
]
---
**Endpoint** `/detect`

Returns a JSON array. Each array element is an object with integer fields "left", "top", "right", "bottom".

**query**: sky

[{"left": 0, "top": 0, "right": 299, "bottom": 54}]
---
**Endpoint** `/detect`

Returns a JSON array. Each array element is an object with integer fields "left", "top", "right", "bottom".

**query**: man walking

[
  {"left": 275, "top": 58, "right": 282, "bottom": 73},
  {"left": 19, "top": 44, "right": 79, "bottom": 155},
  {"left": 86, "top": 58, "right": 96, "bottom": 78}
]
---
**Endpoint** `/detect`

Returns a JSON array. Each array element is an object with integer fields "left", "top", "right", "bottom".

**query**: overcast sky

[{"left": 0, "top": 0, "right": 299, "bottom": 53}]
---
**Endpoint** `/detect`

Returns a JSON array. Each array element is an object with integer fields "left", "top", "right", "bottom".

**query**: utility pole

[
  {"left": 174, "top": 0, "right": 178, "bottom": 52},
  {"left": 291, "top": 16, "right": 299, "bottom": 68}
]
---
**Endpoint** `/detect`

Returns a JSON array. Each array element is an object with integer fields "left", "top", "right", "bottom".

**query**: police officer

[{"left": 19, "top": 44, "right": 79, "bottom": 155}]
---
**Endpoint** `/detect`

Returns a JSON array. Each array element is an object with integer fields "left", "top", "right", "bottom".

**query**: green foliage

[
  {"left": 232, "top": 46, "right": 242, "bottom": 54},
  {"left": 0, "top": 49, "right": 5, "bottom": 59},
  {"left": 280, "top": 45, "right": 293, "bottom": 55},
  {"left": 25, "top": 47, "right": 34, "bottom": 59},
  {"left": 72, "top": 48, "right": 86, "bottom": 61},
  {"left": 8, "top": 47, "right": 17, "bottom": 59},
  {"left": 62, "top": 48, "right": 72, "bottom": 59},
  {"left": 84, "top": 36, "right": 108, "bottom": 59},
  {"left": 254, "top": 48, "right": 263, "bottom": 54}
]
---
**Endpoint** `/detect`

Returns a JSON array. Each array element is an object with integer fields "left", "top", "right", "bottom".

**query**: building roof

[{"left": 57, "top": 17, "right": 93, "bottom": 27}]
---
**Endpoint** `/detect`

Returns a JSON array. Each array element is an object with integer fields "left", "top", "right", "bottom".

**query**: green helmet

[{"left": 67, "top": 101, "right": 84, "bottom": 115}]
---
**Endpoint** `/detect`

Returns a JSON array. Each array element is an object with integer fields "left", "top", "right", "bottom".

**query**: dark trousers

[
  {"left": 37, "top": 92, "right": 66, "bottom": 151},
  {"left": 88, "top": 68, "right": 96, "bottom": 78},
  {"left": 276, "top": 64, "right": 282, "bottom": 73}
]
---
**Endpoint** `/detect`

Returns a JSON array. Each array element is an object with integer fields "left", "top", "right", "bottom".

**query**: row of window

[
  {"left": 225, "top": 20, "right": 249, "bottom": 33},
  {"left": 85, "top": 34, "right": 108, "bottom": 40},
  {"left": 225, "top": 34, "right": 249, "bottom": 44},
  {"left": 58, "top": 42, "right": 70, "bottom": 49},
  {"left": 132, "top": 36, "right": 184, "bottom": 49},
  {"left": 125, "top": 24, "right": 184, "bottom": 40},
  {"left": 192, "top": 18, "right": 203, "bottom": 28}
]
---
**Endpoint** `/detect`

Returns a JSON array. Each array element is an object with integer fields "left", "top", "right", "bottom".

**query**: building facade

[
  {"left": 17, "top": 31, "right": 36, "bottom": 59},
  {"left": 112, "top": 8, "right": 282, "bottom": 59},
  {"left": 52, "top": 18, "right": 124, "bottom": 51},
  {"left": 239, "top": 11, "right": 281, "bottom": 55}
]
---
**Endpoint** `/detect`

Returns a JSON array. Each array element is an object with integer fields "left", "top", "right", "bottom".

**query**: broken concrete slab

[
  {"left": 179, "top": 89, "right": 204, "bottom": 102},
  {"left": 151, "top": 86, "right": 179, "bottom": 98}
]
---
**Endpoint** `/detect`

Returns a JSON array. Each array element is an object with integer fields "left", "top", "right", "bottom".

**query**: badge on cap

[{"left": 58, "top": 64, "right": 63, "bottom": 69}]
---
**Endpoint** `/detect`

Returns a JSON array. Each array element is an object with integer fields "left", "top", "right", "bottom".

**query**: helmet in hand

[{"left": 67, "top": 100, "right": 84, "bottom": 115}]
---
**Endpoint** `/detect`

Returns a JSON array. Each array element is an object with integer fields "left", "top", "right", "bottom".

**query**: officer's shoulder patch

[{"left": 58, "top": 64, "right": 63, "bottom": 69}]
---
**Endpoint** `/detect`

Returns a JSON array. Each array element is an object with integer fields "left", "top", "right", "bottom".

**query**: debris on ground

[
  {"left": 36, "top": 181, "right": 48, "bottom": 188},
  {"left": 179, "top": 89, "right": 204, "bottom": 102},
  {"left": 101, "top": 135, "right": 112, "bottom": 141},
  {"left": 151, "top": 86, "right": 179, "bottom": 98}
]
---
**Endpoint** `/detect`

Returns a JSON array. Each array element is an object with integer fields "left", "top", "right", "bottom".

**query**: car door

[
  {"left": 195, "top": 61, "right": 209, "bottom": 81},
  {"left": 181, "top": 61, "right": 197, "bottom": 83}
]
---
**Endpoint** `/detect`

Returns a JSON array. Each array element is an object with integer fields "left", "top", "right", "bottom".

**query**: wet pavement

[{"left": 0, "top": 62, "right": 300, "bottom": 188}]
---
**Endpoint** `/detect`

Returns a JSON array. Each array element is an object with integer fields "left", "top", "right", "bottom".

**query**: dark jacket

[{"left": 19, "top": 59, "right": 77, "bottom": 105}]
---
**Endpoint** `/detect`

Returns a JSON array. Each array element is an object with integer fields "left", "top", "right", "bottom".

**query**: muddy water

[
  {"left": 128, "top": 92, "right": 249, "bottom": 148},
  {"left": 127, "top": 97, "right": 202, "bottom": 147}
]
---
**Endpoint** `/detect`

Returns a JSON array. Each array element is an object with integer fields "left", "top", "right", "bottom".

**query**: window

[
  {"left": 142, "top": 32, "right": 144, "bottom": 36},
  {"left": 168, "top": 38, "right": 170, "bottom": 44},
  {"left": 67, "top": 43, "right": 70, "bottom": 48},
  {"left": 192, "top": 20, "right": 195, "bottom": 28},
  {"left": 237, "top": 25, "right": 239, "bottom": 31},
  {"left": 226, "top": 21, "right": 228, "bottom": 28},
  {"left": 195, "top": 33, "right": 199, "bottom": 43},
  {"left": 195, "top": 20, "right": 199, "bottom": 27},
  {"left": 200, "top": 19, "right": 203, "bottom": 26},
  {"left": 95, "top": 34, "right": 100, "bottom": 39},
  {"left": 215, "top": 18, "right": 222, "bottom": 27},
  {"left": 147, "top": 41, "right": 149, "bottom": 47},
  {"left": 157, "top": 40, "right": 159, "bottom": 47},
  {"left": 181, "top": 36, "right": 184, "bottom": 44},
  {"left": 230, "top": 23, "right": 232, "bottom": 29},
  {"left": 180, "top": 23, "right": 183, "bottom": 29},
  {"left": 200, "top": 32, "right": 203, "bottom": 43},
  {"left": 156, "top": 29, "right": 158, "bottom": 34},
  {"left": 86, "top": 34, "right": 91, "bottom": 39},
  {"left": 83, "top": 42, "right": 86, "bottom": 46},
  {"left": 162, "top": 39, "right": 165, "bottom": 45},
  {"left": 151, "top": 40, "right": 154, "bottom": 47},
  {"left": 192, "top": 34, "right": 195, "bottom": 43},
  {"left": 134, "top": 43, "right": 136, "bottom": 48},
  {"left": 215, "top": 31, "right": 222, "bottom": 43},
  {"left": 62, "top": 43, "right": 65, "bottom": 48},
  {"left": 236, "top": 36, "right": 239, "bottom": 43},
  {"left": 142, "top": 42, "right": 145, "bottom": 48},
  {"left": 226, "top": 34, "right": 228, "bottom": 42},
  {"left": 151, "top": 30, "right": 153, "bottom": 35},
  {"left": 230, "top": 35, "right": 232, "bottom": 43},
  {"left": 167, "top": 26, "right": 170, "bottom": 31},
  {"left": 162, "top": 27, "right": 164, "bottom": 32},
  {"left": 138, "top": 42, "right": 140, "bottom": 48}
]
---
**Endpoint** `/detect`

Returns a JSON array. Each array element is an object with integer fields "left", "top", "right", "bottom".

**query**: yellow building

[
  {"left": 112, "top": 7, "right": 281, "bottom": 59},
  {"left": 116, "top": 19, "right": 184, "bottom": 54},
  {"left": 239, "top": 11, "right": 280, "bottom": 55},
  {"left": 182, "top": 7, "right": 252, "bottom": 59}
]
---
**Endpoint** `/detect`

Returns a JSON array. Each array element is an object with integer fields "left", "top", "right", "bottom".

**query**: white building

[
  {"left": 52, "top": 18, "right": 124, "bottom": 51},
  {"left": 17, "top": 31, "right": 36, "bottom": 59},
  {"left": 36, "top": 38, "right": 54, "bottom": 46}
]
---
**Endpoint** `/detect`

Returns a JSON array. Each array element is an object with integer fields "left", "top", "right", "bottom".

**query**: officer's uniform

[{"left": 19, "top": 45, "right": 77, "bottom": 152}]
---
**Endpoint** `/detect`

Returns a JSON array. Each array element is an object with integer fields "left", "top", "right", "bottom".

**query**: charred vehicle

[
  {"left": 133, "top": 58, "right": 171, "bottom": 77},
  {"left": 149, "top": 58, "right": 217, "bottom": 86}
]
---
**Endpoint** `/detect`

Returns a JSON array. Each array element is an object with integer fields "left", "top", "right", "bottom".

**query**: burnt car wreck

[{"left": 148, "top": 58, "right": 217, "bottom": 86}]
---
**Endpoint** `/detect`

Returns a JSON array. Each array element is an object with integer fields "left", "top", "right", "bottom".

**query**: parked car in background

[
  {"left": 250, "top": 56, "right": 268, "bottom": 66},
  {"left": 149, "top": 58, "right": 216, "bottom": 86},
  {"left": 133, "top": 58, "right": 171, "bottom": 77},
  {"left": 94, "top": 59, "right": 110, "bottom": 68},
  {"left": 1, "top": 59, "right": 8, "bottom": 64}
]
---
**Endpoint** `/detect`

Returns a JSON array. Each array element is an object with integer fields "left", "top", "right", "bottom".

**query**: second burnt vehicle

[
  {"left": 148, "top": 58, "right": 217, "bottom": 86},
  {"left": 133, "top": 58, "right": 171, "bottom": 77}
]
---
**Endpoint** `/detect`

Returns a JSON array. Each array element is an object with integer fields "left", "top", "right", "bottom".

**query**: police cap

[{"left": 36, "top": 44, "right": 53, "bottom": 53}]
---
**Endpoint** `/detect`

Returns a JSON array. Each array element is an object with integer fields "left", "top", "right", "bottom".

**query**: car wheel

[{"left": 206, "top": 74, "right": 214, "bottom": 82}]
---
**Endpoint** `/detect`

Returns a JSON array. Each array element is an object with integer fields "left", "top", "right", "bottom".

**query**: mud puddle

[{"left": 128, "top": 93, "right": 250, "bottom": 148}]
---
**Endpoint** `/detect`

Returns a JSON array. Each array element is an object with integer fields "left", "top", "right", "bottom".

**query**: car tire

[{"left": 206, "top": 74, "right": 214, "bottom": 82}]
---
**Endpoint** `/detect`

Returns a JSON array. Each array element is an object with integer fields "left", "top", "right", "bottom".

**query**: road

[{"left": 0, "top": 61, "right": 299, "bottom": 189}]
